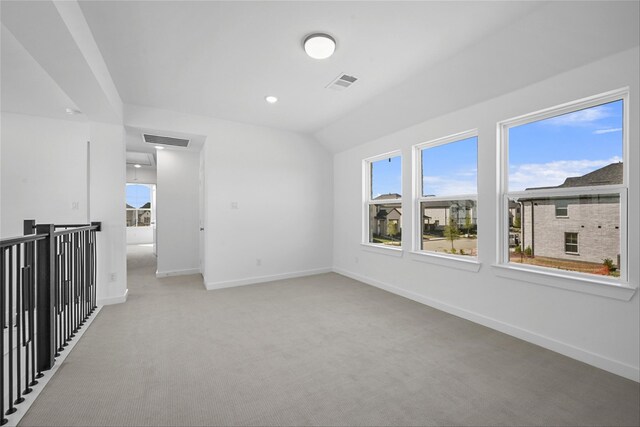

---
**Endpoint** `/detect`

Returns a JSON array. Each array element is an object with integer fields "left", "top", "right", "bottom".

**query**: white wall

[
  {"left": 0, "top": 114, "right": 127, "bottom": 305},
  {"left": 0, "top": 113, "right": 89, "bottom": 238},
  {"left": 89, "top": 122, "right": 127, "bottom": 305},
  {"left": 203, "top": 123, "right": 333, "bottom": 288},
  {"left": 124, "top": 105, "right": 334, "bottom": 287},
  {"left": 126, "top": 227, "right": 153, "bottom": 245},
  {"left": 332, "top": 47, "right": 640, "bottom": 381},
  {"left": 156, "top": 149, "right": 200, "bottom": 276},
  {"left": 126, "top": 164, "right": 156, "bottom": 184}
]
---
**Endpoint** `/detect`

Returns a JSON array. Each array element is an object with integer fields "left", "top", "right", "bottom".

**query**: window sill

[
  {"left": 360, "top": 243, "right": 404, "bottom": 257},
  {"left": 492, "top": 264, "right": 637, "bottom": 301},
  {"left": 409, "top": 251, "right": 481, "bottom": 272}
]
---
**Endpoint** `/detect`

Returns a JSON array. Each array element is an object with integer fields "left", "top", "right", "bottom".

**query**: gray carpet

[{"left": 19, "top": 245, "right": 639, "bottom": 426}]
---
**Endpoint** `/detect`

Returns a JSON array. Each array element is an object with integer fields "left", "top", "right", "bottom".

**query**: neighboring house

[
  {"left": 518, "top": 162, "right": 622, "bottom": 264},
  {"left": 371, "top": 193, "right": 402, "bottom": 237},
  {"left": 422, "top": 200, "right": 477, "bottom": 232}
]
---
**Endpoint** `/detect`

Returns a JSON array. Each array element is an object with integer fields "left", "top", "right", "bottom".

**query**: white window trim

[
  {"left": 497, "top": 88, "right": 635, "bottom": 297},
  {"left": 362, "top": 150, "right": 403, "bottom": 252},
  {"left": 412, "top": 130, "right": 480, "bottom": 268}
]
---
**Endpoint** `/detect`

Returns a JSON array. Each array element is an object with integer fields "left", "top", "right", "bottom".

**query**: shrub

[
  {"left": 524, "top": 245, "right": 532, "bottom": 257},
  {"left": 459, "top": 249, "right": 465, "bottom": 255},
  {"left": 603, "top": 258, "right": 616, "bottom": 272},
  {"left": 450, "top": 248, "right": 457, "bottom": 254},
  {"left": 514, "top": 245, "right": 522, "bottom": 254}
]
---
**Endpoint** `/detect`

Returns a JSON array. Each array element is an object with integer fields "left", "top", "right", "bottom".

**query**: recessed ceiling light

[
  {"left": 155, "top": 145, "right": 165, "bottom": 150},
  {"left": 265, "top": 96, "right": 278, "bottom": 104},
  {"left": 304, "top": 33, "right": 336, "bottom": 59},
  {"left": 65, "top": 108, "right": 81, "bottom": 115},
  {"left": 133, "top": 164, "right": 142, "bottom": 168}
]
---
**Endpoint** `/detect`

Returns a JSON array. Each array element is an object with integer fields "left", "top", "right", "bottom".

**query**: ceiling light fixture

[
  {"left": 155, "top": 145, "right": 165, "bottom": 150},
  {"left": 303, "top": 33, "right": 336, "bottom": 59},
  {"left": 265, "top": 95, "right": 278, "bottom": 104},
  {"left": 65, "top": 108, "right": 81, "bottom": 115},
  {"left": 133, "top": 164, "right": 142, "bottom": 168}
]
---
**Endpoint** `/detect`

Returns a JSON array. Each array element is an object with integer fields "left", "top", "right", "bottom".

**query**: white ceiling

[
  {"left": 77, "top": 1, "right": 542, "bottom": 134},
  {"left": 1, "top": 1, "right": 638, "bottom": 154},
  {"left": 0, "top": 23, "right": 84, "bottom": 122}
]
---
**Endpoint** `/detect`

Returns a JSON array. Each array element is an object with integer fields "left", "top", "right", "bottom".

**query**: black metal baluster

[
  {"left": 28, "top": 241, "right": 38, "bottom": 387},
  {"left": 22, "top": 220, "right": 37, "bottom": 390},
  {"left": 6, "top": 247, "right": 16, "bottom": 416},
  {"left": 36, "top": 224, "right": 55, "bottom": 374},
  {"left": 55, "top": 238, "right": 62, "bottom": 357},
  {"left": 14, "top": 247, "right": 24, "bottom": 406},
  {"left": 1, "top": 247, "right": 7, "bottom": 425},
  {"left": 22, "top": 265, "right": 32, "bottom": 396}
]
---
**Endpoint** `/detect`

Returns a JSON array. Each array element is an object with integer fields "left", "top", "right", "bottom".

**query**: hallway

[{"left": 18, "top": 247, "right": 640, "bottom": 426}]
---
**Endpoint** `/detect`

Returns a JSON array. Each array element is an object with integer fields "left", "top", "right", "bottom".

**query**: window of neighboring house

[
  {"left": 555, "top": 200, "right": 568, "bottom": 217},
  {"left": 126, "top": 183, "right": 153, "bottom": 227},
  {"left": 565, "top": 232, "right": 578, "bottom": 254},
  {"left": 415, "top": 131, "right": 478, "bottom": 257},
  {"left": 363, "top": 153, "right": 402, "bottom": 248},
  {"left": 501, "top": 90, "right": 627, "bottom": 281}
]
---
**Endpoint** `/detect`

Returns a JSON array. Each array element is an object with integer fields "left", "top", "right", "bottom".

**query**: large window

[
  {"left": 415, "top": 131, "right": 478, "bottom": 257},
  {"left": 126, "top": 184, "right": 153, "bottom": 227},
  {"left": 500, "top": 90, "right": 627, "bottom": 281},
  {"left": 364, "top": 153, "right": 402, "bottom": 247}
]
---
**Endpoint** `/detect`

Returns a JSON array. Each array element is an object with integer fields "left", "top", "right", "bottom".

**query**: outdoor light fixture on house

[{"left": 303, "top": 33, "right": 336, "bottom": 59}]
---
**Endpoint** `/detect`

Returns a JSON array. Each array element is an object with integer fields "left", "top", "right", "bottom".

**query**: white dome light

[
  {"left": 133, "top": 164, "right": 142, "bottom": 168},
  {"left": 304, "top": 33, "right": 336, "bottom": 59},
  {"left": 265, "top": 95, "right": 278, "bottom": 104}
]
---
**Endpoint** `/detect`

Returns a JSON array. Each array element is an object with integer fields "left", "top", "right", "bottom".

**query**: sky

[
  {"left": 422, "top": 136, "right": 477, "bottom": 196},
  {"left": 508, "top": 99, "right": 623, "bottom": 191},
  {"left": 371, "top": 99, "right": 623, "bottom": 197},
  {"left": 371, "top": 156, "right": 402, "bottom": 197},
  {"left": 126, "top": 184, "right": 151, "bottom": 208}
]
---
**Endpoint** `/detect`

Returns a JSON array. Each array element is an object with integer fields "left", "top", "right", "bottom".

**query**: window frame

[
  {"left": 564, "top": 232, "right": 578, "bottom": 254},
  {"left": 412, "top": 130, "right": 479, "bottom": 260},
  {"left": 555, "top": 200, "right": 569, "bottom": 218},
  {"left": 497, "top": 88, "right": 630, "bottom": 287},
  {"left": 362, "top": 150, "right": 403, "bottom": 251}
]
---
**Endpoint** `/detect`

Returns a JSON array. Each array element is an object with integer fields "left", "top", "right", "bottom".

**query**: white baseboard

[
  {"left": 205, "top": 267, "right": 333, "bottom": 290},
  {"left": 97, "top": 288, "right": 128, "bottom": 306},
  {"left": 156, "top": 268, "right": 201, "bottom": 278},
  {"left": 6, "top": 306, "right": 103, "bottom": 427},
  {"left": 333, "top": 267, "right": 640, "bottom": 382}
]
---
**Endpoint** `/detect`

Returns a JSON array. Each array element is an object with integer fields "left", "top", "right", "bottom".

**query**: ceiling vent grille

[
  {"left": 326, "top": 73, "right": 358, "bottom": 91},
  {"left": 143, "top": 133, "right": 190, "bottom": 147}
]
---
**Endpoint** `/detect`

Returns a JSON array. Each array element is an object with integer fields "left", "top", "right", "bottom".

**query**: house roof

[
  {"left": 526, "top": 162, "right": 623, "bottom": 190},
  {"left": 373, "top": 193, "right": 401, "bottom": 200}
]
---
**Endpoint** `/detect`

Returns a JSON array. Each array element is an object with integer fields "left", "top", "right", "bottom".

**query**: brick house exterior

[{"left": 519, "top": 163, "right": 622, "bottom": 265}]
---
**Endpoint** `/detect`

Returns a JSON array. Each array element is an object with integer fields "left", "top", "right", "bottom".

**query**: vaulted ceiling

[{"left": 2, "top": 1, "right": 639, "bottom": 153}]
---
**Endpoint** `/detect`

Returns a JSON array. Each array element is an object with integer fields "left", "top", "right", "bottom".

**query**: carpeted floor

[{"left": 19, "top": 245, "right": 640, "bottom": 426}]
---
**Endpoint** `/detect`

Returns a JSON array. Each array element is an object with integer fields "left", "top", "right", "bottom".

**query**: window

[
  {"left": 415, "top": 131, "right": 478, "bottom": 257},
  {"left": 500, "top": 90, "right": 627, "bottom": 281},
  {"left": 565, "top": 232, "right": 578, "bottom": 253},
  {"left": 364, "top": 153, "right": 402, "bottom": 247},
  {"left": 126, "top": 184, "right": 154, "bottom": 227},
  {"left": 555, "top": 200, "right": 568, "bottom": 217}
]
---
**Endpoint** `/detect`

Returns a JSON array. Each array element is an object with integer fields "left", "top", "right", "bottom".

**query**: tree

[
  {"left": 387, "top": 221, "right": 399, "bottom": 238},
  {"left": 513, "top": 215, "right": 521, "bottom": 229},
  {"left": 443, "top": 217, "right": 460, "bottom": 251},
  {"left": 464, "top": 211, "right": 472, "bottom": 236}
]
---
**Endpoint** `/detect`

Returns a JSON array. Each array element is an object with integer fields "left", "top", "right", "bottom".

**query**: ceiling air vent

[
  {"left": 326, "top": 73, "right": 358, "bottom": 91},
  {"left": 143, "top": 133, "right": 190, "bottom": 147}
]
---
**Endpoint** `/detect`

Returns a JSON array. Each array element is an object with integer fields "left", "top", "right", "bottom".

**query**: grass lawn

[
  {"left": 509, "top": 253, "right": 619, "bottom": 277},
  {"left": 372, "top": 235, "right": 401, "bottom": 246}
]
